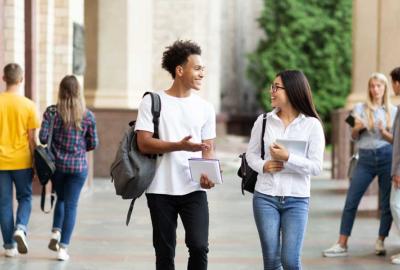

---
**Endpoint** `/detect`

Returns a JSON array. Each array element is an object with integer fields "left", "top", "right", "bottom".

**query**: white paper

[
  {"left": 275, "top": 139, "right": 308, "bottom": 157},
  {"left": 275, "top": 139, "right": 308, "bottom": 174},
  {"left": 188, "top": 158, "right": 223, "bottom": 184}
]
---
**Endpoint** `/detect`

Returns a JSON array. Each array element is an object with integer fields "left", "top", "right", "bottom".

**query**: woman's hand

[
  {"left": 269, "top": 143, "right": 289, "bottom": 161},
  {"left": 263, "top": 160, "right": 284, "bottom": 173},
  {"left": 393, "top": 175, "right": 400, "bottom": 189}
]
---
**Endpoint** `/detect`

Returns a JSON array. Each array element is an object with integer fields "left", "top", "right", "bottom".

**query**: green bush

[{"left": 248, "top": 0, "right": 352, "bottom": 135}]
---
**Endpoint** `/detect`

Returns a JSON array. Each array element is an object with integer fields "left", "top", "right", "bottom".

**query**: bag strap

[
  {"left": 40, "top": 185, "right": 56, "bottom": 213},
  {"left": 45, "top": 105, "right": 57, "bottom": 162},
  {"left": 142, "top": 92, "right": 162, "bottom": 158},
  {"left": 260, "top": 113, "right": 267, "bottom": 159},
  {"left": 126, "top": 198, "right": 136, "bottom": 226},
  {"left": 47, "top": 105, "right": 57, "bottom": 149},
  {"left": 142, "top": 92, "right": 161, "bottom": 139},
  {"left": 40, "top": 105, "right": 57, "bottom": 213}
]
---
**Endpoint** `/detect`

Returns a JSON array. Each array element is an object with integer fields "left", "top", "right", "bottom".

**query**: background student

[
  {"left": 323, "top": 73, "right": 396, "bottom": 257},
  {"left": 0, "top": 63, "right": 40, "bottom": 257},
  {"left": 39, "top": 75, "right": 98, "bottom": 261}
]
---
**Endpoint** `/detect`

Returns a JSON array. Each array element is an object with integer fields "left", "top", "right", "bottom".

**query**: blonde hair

[
  {"left": 365, "top": 72, "right": 391, "bottom": 130},
  {"left": 57, "top": 75, "right": 86, "bottom": 130}
]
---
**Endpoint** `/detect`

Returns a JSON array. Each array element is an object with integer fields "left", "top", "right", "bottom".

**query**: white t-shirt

[{"left": 135, "top": 90, "right": 216, "bottom": 195}]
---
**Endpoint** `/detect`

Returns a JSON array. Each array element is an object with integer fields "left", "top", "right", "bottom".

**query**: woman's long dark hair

[{"left": 277, "top": 70, "right": 321, "bottom": 121}]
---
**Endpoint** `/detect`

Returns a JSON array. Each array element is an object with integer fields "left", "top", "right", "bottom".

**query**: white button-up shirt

[{"left": 246, "top": 109, "right": 325, "bottom": 197}]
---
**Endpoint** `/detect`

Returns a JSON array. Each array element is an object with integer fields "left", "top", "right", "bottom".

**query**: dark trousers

[{"left": 146, "top": 191, "right": 209, "bottom": 270}]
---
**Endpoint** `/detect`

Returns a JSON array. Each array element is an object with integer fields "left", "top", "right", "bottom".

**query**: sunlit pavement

[{"left": 1, "top": 135, "right": 400, "bottom": 269}]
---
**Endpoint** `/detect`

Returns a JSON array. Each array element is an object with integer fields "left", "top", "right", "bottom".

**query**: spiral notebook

[{"left": 188, "top": 158, "right": 223, "bottom": 184}]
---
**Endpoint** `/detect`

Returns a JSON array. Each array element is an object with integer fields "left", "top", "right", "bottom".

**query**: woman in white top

[{"left": 246, "top": 70, "right": 325, "bottom": 270}]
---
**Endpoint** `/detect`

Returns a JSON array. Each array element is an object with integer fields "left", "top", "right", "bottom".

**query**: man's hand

[
  {"left": 269, "top": 143, "right": 289, "bottom": 161},
  {"left": 200, "top": 174, "right": 215, "bottom": 189},
  {"left": 263, "top": 160, "right": 284, "bottom": 173},
  {"left": 393, "top": 175, "right": 400, "bottom": 189},
  {"left": 179, "top": 136, "right": 209, "bottom": 152}
]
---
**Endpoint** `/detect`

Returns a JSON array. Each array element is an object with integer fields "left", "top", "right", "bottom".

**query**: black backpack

[
  {"left": 110, "top": 92, "right": 161, "bottom": 225},
  {"left": 34, "top": 105, "right": 57, "bottom": 212}
]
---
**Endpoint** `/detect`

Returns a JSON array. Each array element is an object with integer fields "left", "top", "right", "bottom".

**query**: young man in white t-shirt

[{"left": 135, "top": 40, "right": 216, "bottom": 270}]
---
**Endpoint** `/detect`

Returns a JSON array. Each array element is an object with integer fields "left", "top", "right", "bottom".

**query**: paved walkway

[{"left": 1, "top": 135, "right": 400, "bottom": 269}]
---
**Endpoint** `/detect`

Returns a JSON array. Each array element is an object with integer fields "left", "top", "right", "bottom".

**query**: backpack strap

[
  {"left": 260, "top": 113, "right": 267, "bottom": 159},
  {"left": 126, "top": 198, "right": 136, "bottom": 226},
  {"left": 40, "top": 105, "right": 57, "bottom": 213},
  {"left": 47, "top": 105, "right": 57, "bottom": 160},
  {"left": 142, "top": 92, "right": 162, "bottom": 158},
  {"left": 40, "top": 185, "right": 56, "bottom": 213}
]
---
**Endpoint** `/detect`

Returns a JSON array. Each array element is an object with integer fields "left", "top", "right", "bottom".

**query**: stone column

[
  {"left": 0, "top": 0, "right": 5, "bottom": 91},
  {"left": 3, "top": 0, "right": 25, "bottom": 95},
  {"left": 88, "top": 0, "right": 153, "bottom": 109},
  {"left": 347, "top": 0, "right": 400, "bottom": 107}
]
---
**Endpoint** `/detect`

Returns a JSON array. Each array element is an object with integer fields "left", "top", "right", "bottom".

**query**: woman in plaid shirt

[{"left": 39, "top": 75, "right": 98, "bottom": 261}]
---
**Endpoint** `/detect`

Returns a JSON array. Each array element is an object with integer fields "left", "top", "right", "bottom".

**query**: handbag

[
  {"left": 347, "top": 152, "right": 359, "bottom": 179},
  {"left": 237, "top": 113, "right": 267, "bottom": 195},
  {"left": 34, "top": 105, "right": 57, "bottom": 212}
]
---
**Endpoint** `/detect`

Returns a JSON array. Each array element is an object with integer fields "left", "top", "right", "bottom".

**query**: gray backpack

[{"left": 110, "top": 92, "right": 161, "bottom": 225}]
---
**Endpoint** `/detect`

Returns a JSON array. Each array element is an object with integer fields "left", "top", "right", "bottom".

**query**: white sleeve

[
  {"left": 201, "top": 103, "right": 216, "bottom": 140},
  {"left": 284, "top": 119, "right": 325, "bottom": 176},
  {"left": 245, "top": 115, "right": 266, "bottom": 174},
  {"left": 134, "top": 94, "right": 154, "bottom": 133}
]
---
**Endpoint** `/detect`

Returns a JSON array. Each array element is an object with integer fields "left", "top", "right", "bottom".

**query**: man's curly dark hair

[
  {"left": 162, "top": 40, "right": 201, "bottom": 79},
  {"left": 390, "top": 67, "right": 400, "bottom": 83}
]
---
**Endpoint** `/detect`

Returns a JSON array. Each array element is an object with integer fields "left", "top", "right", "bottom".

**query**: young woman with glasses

[{"left": 246, "top": 70, "right": 325, "bottom": 269}]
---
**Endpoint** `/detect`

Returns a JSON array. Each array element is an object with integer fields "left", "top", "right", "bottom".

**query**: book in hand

[
  {"left": 275, "top": 139, "right": 307, "bottom": 157},
  {"left": 188, "top": 158, "right": 223, "bottom": 184},
  {"left": 275, "top": 139, "right": 308, "bottom": 174}
]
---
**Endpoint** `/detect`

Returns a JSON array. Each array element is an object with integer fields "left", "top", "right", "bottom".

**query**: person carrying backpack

[
  {"left": 39, "top": 75, "right": 98, "bottom": 261},
  {"left": 135, "top": 40, "right": 217, "bottom": 270},
  {"left": 0, "top": 63, "right": 40, "bottom": 257}
]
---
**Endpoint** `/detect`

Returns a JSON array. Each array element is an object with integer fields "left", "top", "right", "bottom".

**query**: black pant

[{"left": 146, "top": 191, "right": 209, "bottom": 270}]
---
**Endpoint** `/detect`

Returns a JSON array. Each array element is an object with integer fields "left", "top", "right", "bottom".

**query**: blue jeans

[
  {"left": 0, "top": 169, "right": 33, "bottom": 249},
  {"left": 253, "top": 191, "right": 309, "bottom": 270},
  {"left": 52, "top": 170, "right": 87, "bottom": 248},
  {"left": 340, "top": 144, "right": 393, "bottom": 237}
]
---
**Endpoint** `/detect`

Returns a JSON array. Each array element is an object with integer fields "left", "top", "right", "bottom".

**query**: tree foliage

[{"left": 248, "top": 0, "right": 352, "bottom": 128}]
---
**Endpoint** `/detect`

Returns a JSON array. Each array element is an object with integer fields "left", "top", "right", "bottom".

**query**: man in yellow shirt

[{"left": 0, "top": 63, "right": 40, "bottom": 257}]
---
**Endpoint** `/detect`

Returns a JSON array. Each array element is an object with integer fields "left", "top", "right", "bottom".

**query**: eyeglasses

[{"left": 270, "top": 84, "right": 285, "bottom": 93}]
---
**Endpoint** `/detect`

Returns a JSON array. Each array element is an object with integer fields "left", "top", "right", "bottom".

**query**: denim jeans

[
  {"left": 52, "top": 170, "right": 87, "bottom": 248},
  {"left": 253, "top": 191, "right": 309, "bottom": 270},
  {"left": 146, "top": 191, "right": 209, "bottom": 270},
  {"left": 0, "top": 169, "right": 33, "bottom": 249},
  {"left": 340, "top": 144, "right": 393, "bottom": 237}
]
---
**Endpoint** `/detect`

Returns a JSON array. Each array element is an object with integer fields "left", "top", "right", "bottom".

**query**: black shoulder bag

[
  {"left": 34, "top": 105, "right": 57, "bottom": 213},
  {"left": 237, "top": 113, "right": 267, "bottom": 195}
]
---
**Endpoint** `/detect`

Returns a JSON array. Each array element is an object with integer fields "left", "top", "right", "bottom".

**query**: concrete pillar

[
  {"left": 347, "top": 0, "right": 400, "bottom": 107},
  {"left": 3, "top": 0, "right": 25, "bottom": 95},
  {"left": 38, "top": 0, "right": 55, "bottom": 108},
  {"left": 88, "top": 0, "right": 153, "bottom": 109},
  {"left": 0, "top": 0, "right": 5, "bottom": 91},
  {"left": 151, "top": 0, "right": 221, "bottom": 112}
]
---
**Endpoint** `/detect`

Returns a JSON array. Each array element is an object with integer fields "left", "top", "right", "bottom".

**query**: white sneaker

[
  {"left": 57, "top": 248, "right": 70, "bottom": 261},
  {"left": 4, "top": 248, "right": 18, "bottom": 257},
  {"left": 375, "top": 239, "right": 386, "bottom": 256},
  {"left": 392, "top": 254, "right": 400, "bottom": 264},
  {"left": 391, "top": 253, "right": 400, "bottom": 261},
  {"left": 48, "top": 231, "right": 61, "bottom": 251},
  {"left": 13, "top": 229, "right": 28, "bottom": 254},
  {"left": 322, "top": 243, "right": 348, "bottom": 257}
]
